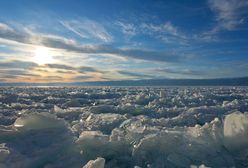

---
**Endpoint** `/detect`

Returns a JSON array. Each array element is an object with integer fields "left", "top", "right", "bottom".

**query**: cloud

[
  {"left": 141, "top": 22, "right": 189, "bottom": 44},
  {"left": 0, "top": 23, "right": 14, "bottom": 32},
  {"left": 115, "top": 20, "right": 188, "bottom": 44},
  {"left": 117, "top": 49, "right": 183, "bottom": 62},
  {"left": 0, "top": 23, "right": 29, "bottom": 44},
  {"left": 0, "top": 61, "right": 41, "bottom": 80},
  {"left": 0, "top": 69, "right": 41, "bottom": 80},
  {"left": 0, "top": 75, "right": 19, "bottom": 79},
  {"left": 0, "top": 60, "right": 103, "bottom": 80},
  {"left": 44, "top": 76, "right": 63, "bottom": 80},
  {"left": 78, "top": 66, "right": 101, "bottom": 73},
  {"left": 60, "top": 19, "right": 112, "bottom": 42},
  {"left": 117, "top": 70, "right": 153, "bottom": 79},
  {"left": 208, "top": 0, "right": 248, "bottom": 31},
  {"left": 43, "top": 63, "right": 103, "bottom": 74},
  {"left": 155, "top": 68, "right": 205, "bottom": 76},
  {"left": 55, "top": 70, "right": 76, "bottom": 74},
  {"left": 0, "top": 60, "right": 38, "bottom": 69},
  {"left": 116, "top": 21, "right": 136, "bottom": 37},
  {"left": 44, "top": 64, "right": 76, "bottom": 70},
  {"left": 0, "top": 60, "right": 102, "bottom": 82},
  {"left": 72, "top": 75, "right": 92, "bottom": 81},
  {"left": 0, "top": 22, "right": 183, "bottom": 63},
  {"left": 141, "top": 22, "right": 179, "bottom": 36}
]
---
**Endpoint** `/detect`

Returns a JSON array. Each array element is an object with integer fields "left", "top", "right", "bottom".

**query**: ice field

[{"left": 0, "top": 87, "right": 248, "bottom": 168}]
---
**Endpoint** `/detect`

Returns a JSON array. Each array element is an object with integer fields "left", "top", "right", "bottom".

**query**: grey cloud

[
  {"left": 0, "top": 61, "right": 100, "bottom": 78},
  {"left": 0, "top": 23, "right": 14, "bottom": 32},
  {"left": 44, "top": 63, "right": 103, "bottom": 74},
  {"left": 155, "top": 68, "right": 205, "bottom": 76},
  {"left": 0, "top": 61, "right": 40, "bottom": 79},
  {"left": 0, "top": 70, "right": 41, "bottom": 80},
  {"left": 78, "top": 66, "right": 101, "bottom": 73},
  {"left": 45, "top": 76, "right": 63, "bottom": 80},
  {"left": 0, "top": 69, "right": 41, "bottom": 77},
  {"left": 72, "top": 75, "right": 92, "bottom": 81},
  {"left": 0, "top": 60, "right": 38, "bottom": 69},
  {"left": 44, "top": 64, "right": 76, "bottom": 70},
  {"left": 0, "top": 23, "right": 30, "bottom": 44},
  {"left": 35, "top": 69, "right": 49, "bottom": 73},
  {"left": 118, "top": 70, "right": 153, "bottom": 79},
  {"left": 0, "top": 75, "right": 19, "bottom": 79},
  {"left": 40, "top": 37, "right": 182, "bottom": 63},
  {"left": 55, "top": 70, "right": 76, "bottom": 74},
  {"left": 116, "top": 49, "right": 182, "bottom": 62}
]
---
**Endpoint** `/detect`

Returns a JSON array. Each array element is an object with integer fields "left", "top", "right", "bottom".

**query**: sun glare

[{"left": 33, "top": 47, "right": 54, "bottom": 65}]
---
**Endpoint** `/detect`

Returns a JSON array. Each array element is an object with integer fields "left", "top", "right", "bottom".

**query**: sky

[{"left": 0, "top": 0, "right": 248, "bottom": 83}]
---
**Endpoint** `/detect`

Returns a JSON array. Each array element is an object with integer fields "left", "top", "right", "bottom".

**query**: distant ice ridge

[{"left": 0, "top": 87, "right": 248, "bottom": 167}]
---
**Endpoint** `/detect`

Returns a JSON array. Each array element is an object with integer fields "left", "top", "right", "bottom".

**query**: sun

[{"left": 33, "top": 47, "right": 54, "bottom": 65}]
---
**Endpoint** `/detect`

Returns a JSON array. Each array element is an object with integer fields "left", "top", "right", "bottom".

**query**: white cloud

[
  {"left": 208, "top": 0, "right": 248, "bottom": 31},
  {"left": 0, "top": 22, "right": 14, "bottom": 32},
  {"left": 60, "top": 19, "right": 112, "bottom": 42},
  {"left": 140, "top": 21, "right": 185, "bottom": 38},
  {"left": 116, "top": 21, "right": 136, "bottom": 37},
  {"left": 115, "top": 20, "right": 188, "bottom": 44},
  {"left": 141, "top": 22, "right": 179, "bottom": 36},
  {"left": 139, "top": 22, "right": 189, "bottom": 45}
]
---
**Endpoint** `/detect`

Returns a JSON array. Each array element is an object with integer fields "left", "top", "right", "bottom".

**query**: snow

[{"left": 0, "top": 86, "right": 248, "bottom": 167}]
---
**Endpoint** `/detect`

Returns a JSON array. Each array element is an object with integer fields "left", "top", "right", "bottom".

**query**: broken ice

[{"left": 0, "top": 87, "right": 248, "bottom": 167}]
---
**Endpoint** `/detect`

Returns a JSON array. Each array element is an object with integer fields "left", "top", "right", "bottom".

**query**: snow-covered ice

[{"left": 0, "top": 86, "right": 248, "bottom": 167}]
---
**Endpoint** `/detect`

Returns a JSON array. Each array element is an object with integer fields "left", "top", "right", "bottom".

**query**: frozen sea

[{"left": 0, "top": 86, "right": 248, "bottom": 168}]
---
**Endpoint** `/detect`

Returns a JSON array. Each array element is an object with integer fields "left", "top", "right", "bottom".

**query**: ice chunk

[
  {"left": 82, "top": 157, "right": 105, "bottom": 168},
  {"left": 14, "top": 112, "right": 66, "bottom": 131},
  {"left": 1, "top": 113, "right": 83, "bottom": 168},
  {"left": 77, "top": 131, "right": 131, "bottom": 167},
  {"left": 190, "top": 164, "right": 211, "bottom": 168},
  {"left": 132, "top": 120, "right": 234, "bottom": 167},
  {"left": 89, "top": 105, "right": 116, "bottom": 114},
  {"left": 54, "top": 105, "right": 64, "bottom": 113},
  {"left": 224, "top": 112, "right": 248, "bottom": 151},
  {"left": 167, "top": 153, "right": 191, "bottom": 167},
  {"left": 76, "top": 131, "right": 109, "bottom": 159},
  {"left": 77, "top": 131, "right": 109, "bottom": 142},
  {"left": 75, "top": 113, "right": 126, "bottom": 134}
]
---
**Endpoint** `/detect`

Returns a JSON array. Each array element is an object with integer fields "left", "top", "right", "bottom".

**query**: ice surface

[
  {"left": 0, "top": 87, "right": 248, "bottom": 167},
  {"left": 73, "top": 113, "right": 126, "bottom": 134}
]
